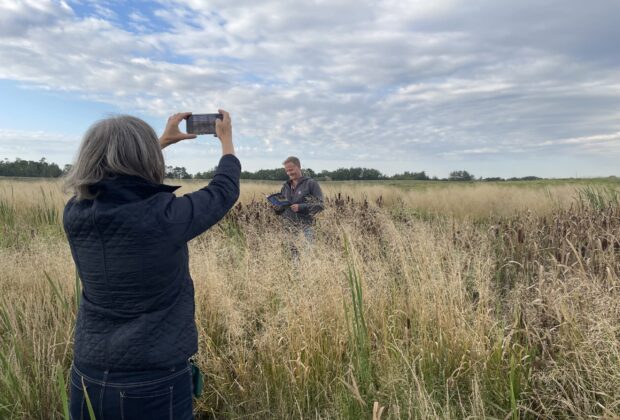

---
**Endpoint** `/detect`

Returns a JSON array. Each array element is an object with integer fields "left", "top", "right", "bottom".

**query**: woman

[{"left": 63, "top": 110, "right": 240, "bottom": 419}]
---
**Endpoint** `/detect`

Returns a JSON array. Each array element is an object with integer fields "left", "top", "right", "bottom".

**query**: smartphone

[{"left": 186, "top": 113, "right": 223, "bottom": 136}]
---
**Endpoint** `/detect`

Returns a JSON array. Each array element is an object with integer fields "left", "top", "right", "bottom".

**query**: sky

[{"left": 1, "top": 0, "right": 619, "bottom": 178}]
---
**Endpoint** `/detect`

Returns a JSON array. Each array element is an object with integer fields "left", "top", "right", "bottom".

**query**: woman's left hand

[{"left": 160, "top": 112, "right": 197, "bottom": 149}]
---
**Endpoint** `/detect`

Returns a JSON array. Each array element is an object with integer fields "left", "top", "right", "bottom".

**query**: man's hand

[
  {"left": 291, "top": 204, "right": 300, "bottom": 212},
  {"left": 159, "top": 112, "right": 197, "bottom": 149}
]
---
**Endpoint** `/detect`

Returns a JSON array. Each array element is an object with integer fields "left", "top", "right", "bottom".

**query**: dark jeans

[{"left": 70, "top": 360, "right": 193, "bottom": 420}]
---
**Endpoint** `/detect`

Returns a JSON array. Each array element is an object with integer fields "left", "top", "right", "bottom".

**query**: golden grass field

[{"left": 1, "top": 178, "right": 619, "bottom": 419}]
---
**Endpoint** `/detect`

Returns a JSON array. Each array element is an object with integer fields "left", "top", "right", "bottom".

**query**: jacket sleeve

[
  {"left": 298, "top": 180, "right": 324, "bottom": 215},
  {"left": 159, "top": 154, "right": 241, "bottom": 243}
]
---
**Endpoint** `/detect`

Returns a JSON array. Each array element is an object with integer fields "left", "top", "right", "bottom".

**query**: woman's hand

[
  {"left": 216, "top": 109, "right": 235, "bottom": 155},
  {"left": 159, "top": 112, "right": 197, "bottom": 149}
]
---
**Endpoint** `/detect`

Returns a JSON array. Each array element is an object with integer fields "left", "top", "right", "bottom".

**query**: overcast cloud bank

[{"left": 1, "top": 0, "right": 619, "bottom": 177}]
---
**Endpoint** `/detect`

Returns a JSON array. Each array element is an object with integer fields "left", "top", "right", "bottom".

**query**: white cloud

[
  {"left": 0, "top": 0, "right": 619, "bottom": 175},
  {"left": 0, "top": 128, "right": 80, "bottom": 164},
  {"left": 538, "top": 132, "right": 620, "bottom": 154},
  {"left": 0, "top": 0, "right": 72, "bottom": 36}
]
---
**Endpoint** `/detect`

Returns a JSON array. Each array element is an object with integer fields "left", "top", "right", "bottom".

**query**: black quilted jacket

[{"left": 63, "top": 154, "right": 240, "bottom": 370}]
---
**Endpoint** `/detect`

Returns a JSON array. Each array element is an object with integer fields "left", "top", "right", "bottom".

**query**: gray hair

[{"left": 64, "top": 115, "right": 165, "bottom": 200}]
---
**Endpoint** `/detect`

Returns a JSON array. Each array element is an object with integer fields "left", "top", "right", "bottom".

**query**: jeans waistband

[{"left": 72, "top": 360, "right": 190, "bottom": 387}]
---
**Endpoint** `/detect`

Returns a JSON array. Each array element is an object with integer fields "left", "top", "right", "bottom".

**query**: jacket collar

[
  {"left": 288, "top": 176, "right": 309, "bottom": 188},
  {"left": 90, "top": 175, "right": 180, "bottom": 203}
]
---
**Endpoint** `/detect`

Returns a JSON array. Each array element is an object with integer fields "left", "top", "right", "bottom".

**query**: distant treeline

[
  {"left": 1, "top": 158, "right": 545, "bottom": 181},
  {"left": 0, "top": 158, "right": 68, "bottom": 178},
  {"left": 194, "top": 167, "right": 431, "bottom": 181}
]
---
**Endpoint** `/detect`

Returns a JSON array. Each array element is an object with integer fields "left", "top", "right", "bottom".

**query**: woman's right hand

[
  {"left": 216, "top": 109, "right": 235, "bottom": 155},
  {"left": 159, "top": 112, "right": 196, "bottom": 149}
]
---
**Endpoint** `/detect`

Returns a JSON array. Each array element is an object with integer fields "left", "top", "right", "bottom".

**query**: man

[{"left": 274, "top": 156, "right": 324, "bottom": 240}]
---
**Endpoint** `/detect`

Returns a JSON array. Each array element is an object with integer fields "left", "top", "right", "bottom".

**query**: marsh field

[{"left": 1, "top": 178, "right": 619, "bottom": 419}]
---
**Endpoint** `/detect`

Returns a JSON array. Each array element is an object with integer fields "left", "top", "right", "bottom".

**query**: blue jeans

[{"left": 70, "top": 360, "right": 193, "bottom": 420}]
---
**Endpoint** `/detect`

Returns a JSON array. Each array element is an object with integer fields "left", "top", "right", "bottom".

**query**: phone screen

[{"left": 186, "top": 114, "right": 223, "bottom": 135}]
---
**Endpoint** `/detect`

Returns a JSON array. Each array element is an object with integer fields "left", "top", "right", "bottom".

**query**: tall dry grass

[
  {"left": 0, "top": 178, "right": 619, "bottom": 419},
  {"left": 0, "top": 178, "right": 581, "bottom": 222}
]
